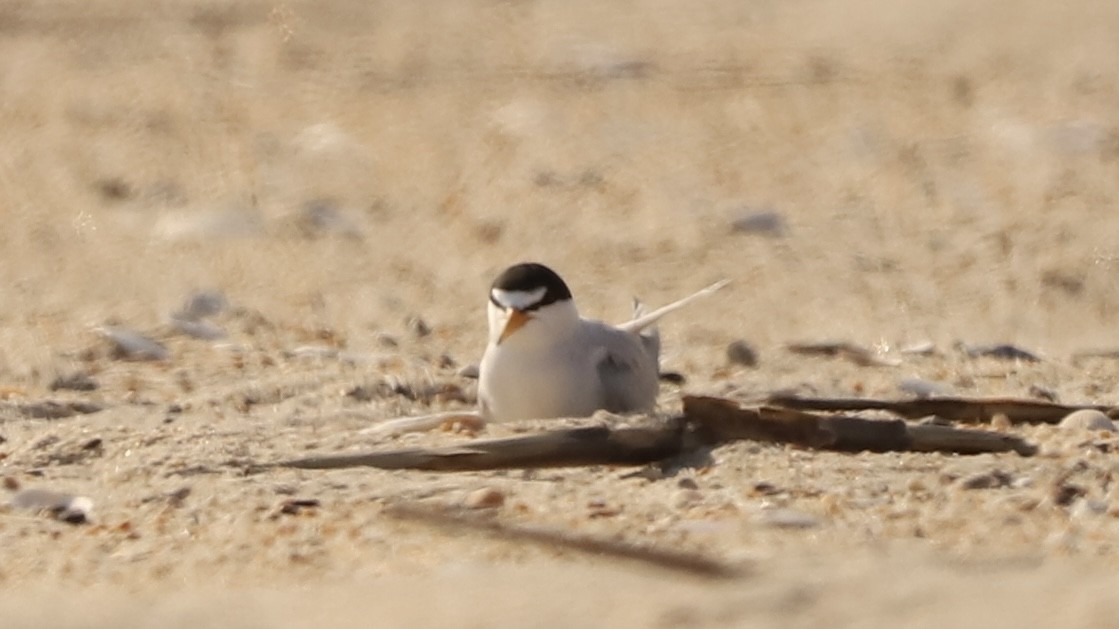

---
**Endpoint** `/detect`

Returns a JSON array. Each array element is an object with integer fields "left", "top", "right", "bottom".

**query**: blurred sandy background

[{"left": 2, "top": 0, "right": 1119, "bottom": 626}]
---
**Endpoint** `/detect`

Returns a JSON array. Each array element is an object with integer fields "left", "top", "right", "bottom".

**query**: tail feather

[{"left": 631, "top": 298, "right": 661, "bottom": 367}]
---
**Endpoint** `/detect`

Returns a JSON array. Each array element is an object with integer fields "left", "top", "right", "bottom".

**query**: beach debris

[
  {"left": 95, "top": 325, "right": 170, "bottom": 361},
  {"left": 272, "top": 498, "right": 321, "bottom": 518},
  {"left": 899, "top": 341, "right": 938, "bottom": 356},
  {"left": 141, "top": 486, "right": 192, "bottom": 508},
  {"left": 49, "top": 371, "right": 98, "bottom": 392},
  {"left": 457, "top": 364, "right": 480, "bottom": 379},
  {"left": 685, "top": 396, "right": 1037, "bottom": 456},
  {"left": 726, "top": 340, "right": 759, "bottom": 367},
  {"left": 297, "top": 418, "right": 684, "bottom": 471},
  {"left": 958, "top": 470, "right": 1014, "bottom": 490},
  {"left": 383, "top": 502, "right": 740, "bottom": 579},
  {"left": 786, "top": 341, "right": 900, "bottom": 367},
  {"left": 357, "top": 411, "right": 488, "bottom": 439},
  {"left": 897, "top": 377, "right": 952, "bottom": 399},
  {"left": 374, "top": 333, "right": 399, "bottom": 349},
  {"left": 274, "top": 394, "right": 1037, "bottom": 474},
  {"left": 1058, "top": 409, "right": 1116, "bottom": 432},
  {"left": 15, "top": 400, "right": 105, "bottom": 420},
  {"left": 958, "top": 343, "right": 1041, "bottom": 362},
  {"left": 1052, "top": 482, "right": 1087, "bottom": 507},
  {"left": 286, "top": 345, "right": 340, "bottom": 360},
  {"left": 153, "top": 207, "right": 264, "bottom": 242},
  {"left": 765, "top": 393, "right": 1113, "bottom": 426},
  {"left": 730, "top": 208, "right": 787, "bottom": 237},
  {"left": 658, "top": 371, "right": 686, "bottom": 384},
  {"left": 464, "top": 487, "right": 506, "bottom": 509},
  {"left": 9, "top": 488, "right": 94, "bottom": 524},
  {"left": 29, "top": 437, "right": 104, "bottom": 467},
  {"left": 406, "top": 315, "right": 432, "bottom": 339},
  {"left": 1028, "top": 384, "right": 1059, "bottom": 402}
]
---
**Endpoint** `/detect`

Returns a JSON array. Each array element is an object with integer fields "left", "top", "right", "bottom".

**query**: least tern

[
  {"left": 363, "top": 263, "right": 727, "bottom": 437},
  {"left": 479, "top": 262, "right": 727, "bottom": 422}
]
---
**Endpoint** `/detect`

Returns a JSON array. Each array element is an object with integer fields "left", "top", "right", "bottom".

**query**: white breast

[{"left": 478, "top": 339, "right": 604, "bottom": 422}]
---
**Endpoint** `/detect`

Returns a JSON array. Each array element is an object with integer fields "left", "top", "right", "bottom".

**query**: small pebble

[
  {"left": 677, "top": 477, "right": 700, "bottom": 490},
  {"left": 96, "top": 326, "right": 170, "bottom": 361},
  {"left": 1028, "top": 384, "right": 1059, "bottom": 402},
  {"left": 726, "top": 340, "right": 758, "bottom": 367},
  {"left": 960, "top": 343, "right": 1041, "bottom": 362},
  {"left": 175, "top": 290, "right": 229, "bottom": 321},
  {"left": 49, "top": 372, "right": 98, "bottom": 392},
  {"left": 730, "top": 209, "right": 787, "bottom": 237},
  {"left": 1052, "top": 483, "right": 1086, "bottom": 507},
  {"left": 658, "top": 371, "right": 686, "bottom": 384},
  {"left": 1059, "top": 410, "right": 1116, "bottom": 432},
  {"left": 465, "top": 487, "right": 506, "bottom": 509},
  {"left": 297, "top": 199, "right": 363, "bottom": 239},
  {"left": 959, "top": 470, "right": 1013, "bottom": 490},
  {"left": 458, "top": 364, "right": 480, "bottom": 379},
  {"left": 406, "top": 316, "right": 431, "bottom": 338},
  {"left": 752, "top": 481, "right": 782, "bottom": 496},
  {"left": 1070, "top": 499, "right": 1108, "bottom": 519}
]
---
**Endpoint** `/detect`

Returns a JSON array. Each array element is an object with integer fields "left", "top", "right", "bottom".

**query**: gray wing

[{"left": 581, "top": 319, "right": 660, "bottom": 414}]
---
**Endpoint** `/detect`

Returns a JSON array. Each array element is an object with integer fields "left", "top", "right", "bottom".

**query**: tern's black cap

[{"left": 490, "top": 262, "right": 573, "bottom": 310}]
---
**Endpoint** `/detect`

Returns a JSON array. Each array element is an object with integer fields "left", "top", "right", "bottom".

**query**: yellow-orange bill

[{"left": 498, "top": 309, "right": 531, "bottom": 344}]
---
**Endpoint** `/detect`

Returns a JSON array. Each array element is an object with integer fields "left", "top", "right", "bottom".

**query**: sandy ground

[{"left": 3, "top": 0, "right": 1119, "bottom": 626}]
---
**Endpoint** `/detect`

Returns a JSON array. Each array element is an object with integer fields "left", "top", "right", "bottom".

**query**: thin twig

[{"left": 766, "top": 393, "right": 1114, "bottom": 424}]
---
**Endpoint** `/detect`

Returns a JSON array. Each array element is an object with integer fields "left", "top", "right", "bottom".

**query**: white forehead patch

[{"left": 491, "top": 287, "right": 547, "bottom": 310}]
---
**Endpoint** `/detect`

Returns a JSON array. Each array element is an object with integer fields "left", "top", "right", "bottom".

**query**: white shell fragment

[
  {"left": 10, "top": 489, "right": 94, "bottom": 524},
  {"left": 898, "top": 377, "right": 952, "bottom": 399},
  {"left": 1058, "top": 410, "right": 1116, "bottom": 432}
]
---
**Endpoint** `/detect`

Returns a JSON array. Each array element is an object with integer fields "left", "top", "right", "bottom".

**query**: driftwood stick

[
  {"left": 272, "top": 396, "right": 1039, "bottom": 473},
  {"left": 682, "top": 396, "right": 1035, "bottom": 456},
  {"left": 383, "top": 502, "right": 742, "bottom": 579},
  {"left": 766, "top": 393, "right": 1114, "bottom": 424},
  {"left": 907, "top": 424, "right": 1037, "bottom": 456},
  {"left": 279, "top": 423, "right": 685, "bottom": 471}
]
